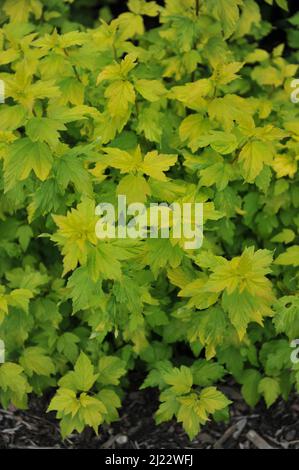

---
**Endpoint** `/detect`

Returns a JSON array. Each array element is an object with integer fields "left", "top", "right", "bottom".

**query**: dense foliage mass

[{"left": 0, "top": 0, "right": 299, "bottom": 440}]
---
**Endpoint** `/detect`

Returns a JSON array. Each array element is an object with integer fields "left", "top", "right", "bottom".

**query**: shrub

[{"left": 0, "top": 0, "right": 298, "bottom": 440}]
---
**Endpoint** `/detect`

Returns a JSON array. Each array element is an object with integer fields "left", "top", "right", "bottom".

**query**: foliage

[{"left": 0, "top": 0, "right": 298, "bottom": 440}]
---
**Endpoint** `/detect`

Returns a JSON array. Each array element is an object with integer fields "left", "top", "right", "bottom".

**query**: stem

[
  {"left": 72, "top": 64, "right": 81, "bottom": 82},
  {"left": 64, "top": 48, "right": 81, "bottom": 82},
  {"left": 112, "top": 43, "right": 119, "bottom": 63}
]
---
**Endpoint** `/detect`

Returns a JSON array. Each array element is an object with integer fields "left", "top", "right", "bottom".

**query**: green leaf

[
  {"left": 117, "top": 174, "right": 150, "bottom": 204},
  {"left": 177, "top": 395, "right": 201, "bottom": 440},
  {"left": 208, "top": 132, "right": 238, "bottom": 155},
  {"left": 57, "top": 333, "right": 80, "bottom": 363},
  {"left": 135, "top": 79, "right": 167, "bottom": 102},
  {"left": 0, "top": 362, "right": 31, "bottom": 407},
  {"left": 199, "top": 387, "right": 231, "bottom": 415},
  {"left": 179, "top": 114, "right": 212, "bottom": 152},
  {"left": 141, "top": 151, "right": 177, "bottom": 181},
  {"left": 25, "top": 118, "right": 66, "bottom": 146},
  {"left": 171, "top": 79, "right": 212, "bottom": 110},
  {"left": 211, "top": 0, "right": 243, "bottom": 38},
  {"left": 98, "top": 389, "right": 122, "bottom": 424},
  {"left": 98, "top": 356, "right": 126, "bottom": 386},
  {"left": 207, "top": 247, "right": 274, "bottom": 339},
  {"left": 4, "top": 138, "right": 53, "bottom": 190},
  {"left": 20, "top": 347, "right": 55, "bottom": 377},
  {"left": 55, "top": 154, "right": 93, "bottom": 196},
  {"left": 105, "top": 80, "right": 135, "bottom": 118},
  {"left": 78, "top": 393, "right": 106, "bottom": 433},
  {"left": 7, "top": 288, "right": 33, "bottom": 313},
  {"left": 177, "top": 387, "right": 230, "bottom": 439},
  {"left": 238, "top": 141, "right": 274, "bottom": 182},
  {"left": 137, "top": 105, "right": 163, "bottom": 143},
  {"left": 270, "top": 229, "right": 295, "bottom": 244},
  {"left": 208, "top": 94, "right": 254, "bottom": 131},
  {"left": 196, "top": 307, "right": 228, "bottom": 360},
  {"left": 67, "top": 267, "right": 102, "bottom": 312},
  {"left": 275, "top": 0, "right": 288, "bottom": 11},
  {"left": 163, "top": 366, "right": 193, "bottom": 395},
  {"left": 260, "top": 340, "right": 292, "bottom": 376},
  {"left": 155, "top": 392, "right": 180, "bottom": 425},
  {"left": 48, "top": 388, "right": 80, "bottom": 416},
  {"left": 258, "top": 377, "right": 280, "bottom": 408},
  {"left": 59, "top": 352, "right": 98, "bottom": 392},
  {"left": 191, "top": 361, "right": 226, "bottom": 387},
  {"left": 274, "top": 246, "right": 299, "bottom": 267},
  {"left": 274, "top": 296, "right": 299, "bottom": 339},
  {"left": 241, "top": 369, "right": 262, "bottom": 407},
  {"left": 199, "top": 161, "right": 235, "bottom": 190},
  {"left": 0, "top": 105, "right": 27, "bottom": 130}
]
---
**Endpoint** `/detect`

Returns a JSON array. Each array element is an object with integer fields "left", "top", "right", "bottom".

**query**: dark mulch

[{"left": 0, "top": 382, "right": 298, "bottom": 449}]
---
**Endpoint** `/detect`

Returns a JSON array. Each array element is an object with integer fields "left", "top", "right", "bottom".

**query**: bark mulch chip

[{"left": 0, "top": 385, "right": 298, "bottom": 449}]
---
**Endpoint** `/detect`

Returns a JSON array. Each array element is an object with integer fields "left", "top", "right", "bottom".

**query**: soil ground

[{"left": 0, "top": 379, "right": 298, "bottom": 449}]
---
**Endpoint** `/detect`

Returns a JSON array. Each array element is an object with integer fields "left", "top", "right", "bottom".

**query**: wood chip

[
  {"left": 213, "top": 424, "right": 238, "bottom": 449},
  {"left": 233, "top": 418, "right": 247, "bottom": 440},
  {"left": 246, "top": 430, "right": 275, "bottom": 449}
]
